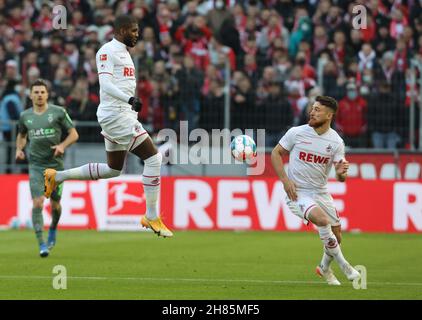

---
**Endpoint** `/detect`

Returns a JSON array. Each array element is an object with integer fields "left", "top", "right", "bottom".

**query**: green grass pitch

[{"left": 0, "top": 230, "right": 421, "bottom": 300}]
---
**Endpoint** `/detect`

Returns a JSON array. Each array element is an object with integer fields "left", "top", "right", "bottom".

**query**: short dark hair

[
  {"left": 114, "top": 15, "right": 138, "bottom": 33},
  {"left": 315, "top": 95, "right": 338, "bottom": 112},
  {"left": 30, "top": 79, "right": 49, "bottom": 92}
]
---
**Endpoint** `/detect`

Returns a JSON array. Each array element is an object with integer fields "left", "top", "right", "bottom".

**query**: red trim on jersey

[
  {"left": 129, "top": 131, "right": 148, "bottom": 151},
  {"left": 88, "top": 163, "right": 94, "bottom": 180},
  {"left": 98, "top": 72, "right": 113, "bottom": 76},
  {"left": 325, "top": 243, "right": 338, "bottom": 249},
  {"left": 143, "top": 175, "right": 160, "bottom": 178},
  {"left": 101, "top": 133, "right": 118, "bottom": 144},
  {"left": 304, "top": 204, "right": 317, "bottom": 220},
  {"left": 142, "top": 183, "right": 161, "bottom": 187}
]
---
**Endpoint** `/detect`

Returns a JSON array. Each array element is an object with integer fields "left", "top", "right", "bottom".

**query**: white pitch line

[{"left": 1, "top": 275, "right": 422, "bottom": 287}]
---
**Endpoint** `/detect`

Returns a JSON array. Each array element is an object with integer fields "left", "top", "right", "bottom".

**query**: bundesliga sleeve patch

[{"left": 100, "top": 54, "right": 107, "bottom": 61}]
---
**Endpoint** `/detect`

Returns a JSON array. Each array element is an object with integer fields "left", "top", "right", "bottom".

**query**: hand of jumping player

[
  {"left": 335, "top": 159, "right": 349, "bottom": 176},
  {"left": 51, "top": 144, "right": 65, "bottom": 157},
  {"left": 15, "top": 149, "right": 25, "bottom": 161},
  {"left": 282, "top": 179, "right": 297, "bottom": 201},
  {"left": 128, "top": 97, "right": 143, "bottom": 112}
]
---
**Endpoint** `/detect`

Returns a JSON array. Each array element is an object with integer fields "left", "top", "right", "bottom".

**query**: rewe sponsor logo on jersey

[
  {"left": 123, "top": 67, "right": 135, "bottom": 77},
  {"left": 298, "top": 151, "right": 330, "bottom": 164},
  {"left": 29, "top": 128, "right": 56, "bottom": 138}
]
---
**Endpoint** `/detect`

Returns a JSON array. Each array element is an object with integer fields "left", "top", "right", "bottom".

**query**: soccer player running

[
  {"left": 16, "top": 79, "right": 79, "bottom": 257},
  {"left": 271, "top": 96, "right": 360, "bottom": 285},
  {"left": 43, "top": 15, "right": 173, "bottom": 237}
]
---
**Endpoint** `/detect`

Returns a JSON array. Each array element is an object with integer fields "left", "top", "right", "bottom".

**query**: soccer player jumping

[
  {"left": 44, "top": 15, "right": 173, "bottom": 237},
  {"left": 271, "top": 96, "right": 360, "bottom": 285}
]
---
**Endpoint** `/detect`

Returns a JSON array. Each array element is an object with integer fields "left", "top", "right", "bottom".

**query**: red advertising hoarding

[
  {"left": 261, "top": 153, "right": 422, "bottom": 180},
  {"left": 1, "top": 175, "right": 421, "bottom": 233}
]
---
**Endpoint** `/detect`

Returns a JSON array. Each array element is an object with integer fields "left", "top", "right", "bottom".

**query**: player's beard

[
  {"left": 124, "top": 35, "right": 137, "bottom": 48},
  {"left": 308, "top": 117, "right": 326, "bottom": 128}
]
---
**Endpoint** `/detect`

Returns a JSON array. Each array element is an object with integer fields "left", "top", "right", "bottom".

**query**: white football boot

[
  {"left": 316, "top": 265, "right": 341, "bottom": 286},
  {"left": 341, "top": 263, "right": 361, "bottom": 281}
]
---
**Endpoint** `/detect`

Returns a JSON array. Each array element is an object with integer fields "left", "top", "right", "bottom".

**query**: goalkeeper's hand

[{"left": 128, "top": 97, "right": 142, "bottom": 112}]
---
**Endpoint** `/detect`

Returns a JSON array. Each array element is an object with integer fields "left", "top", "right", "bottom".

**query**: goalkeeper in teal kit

[{"left": 15, "top": 79, "right": 79, "bottom": 257}]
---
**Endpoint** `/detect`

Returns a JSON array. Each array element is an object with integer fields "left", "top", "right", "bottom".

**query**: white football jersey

[
  {"left": 279, "top": 124, "right": 345, "bottom": 192},
  {"left": 96, "top": 38, "right": 136, "bottom": 114}
]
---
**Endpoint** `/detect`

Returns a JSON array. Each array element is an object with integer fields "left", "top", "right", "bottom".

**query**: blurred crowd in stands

[{"left": 1, "top": 0, "right": 422, "bottom": 150}]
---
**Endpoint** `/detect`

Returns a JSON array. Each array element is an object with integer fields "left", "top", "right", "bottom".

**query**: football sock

[
  {"left": 318, "top": 225, "right": 348, "bottom": 268},
  {"left": 50, "top": 206, "right": 61, "bottom": 230},
  {"left": 32, "top": 207, "right": 44, "bottom": 245},
  {"left": 320, "top": 250, "right": 334, "bottom": 272},
  {"left": 55, "top": 163, "right": 121, "bottom": 182},
  {"left": 141, "top": 153, "right": 162, "bottom": 220}
]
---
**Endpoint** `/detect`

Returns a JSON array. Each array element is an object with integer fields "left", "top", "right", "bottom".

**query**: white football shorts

[
  {"left": 98, "top": 109, "right": 149, "bottom": 152},
  {"left": 286, "top": 191, "right": 341, "bottom": 226}
]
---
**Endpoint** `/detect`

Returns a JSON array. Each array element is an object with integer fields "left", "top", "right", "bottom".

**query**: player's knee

[
  {"left": 314, "top": 215, "right": 330, "bottom": 227},
  {"left": 104, "top": 166, "right": 121, "bottom": 178},
  {"left": 142, "top": 152, "right": 162, "bottom": 185},
  {"left": 33, "top": 198, "right": 44, "bottom": 208},
  {"left": 156, "top": 152, "right": 162, "bottom": 166},
  {"left": 51, "top": 201, "right": 61, "bottom": 211},
  {"left": 145, "top": 152, "right": 162, "bottom": 167},
  {"left": 110, "top": 167, "right": 121, "bottom": 177},
  {"left": 309, "top": 209, "right": 330, "bottom": 227}
]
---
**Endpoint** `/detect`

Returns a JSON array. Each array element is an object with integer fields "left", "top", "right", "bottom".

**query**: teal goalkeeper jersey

[{"left": 18, "top": 104, "right": 74, "bottom": 168}]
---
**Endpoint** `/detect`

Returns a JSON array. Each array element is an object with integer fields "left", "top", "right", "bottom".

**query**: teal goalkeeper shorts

[{"left": 29, "top": 165, "right": 63, "bottom": 201}]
